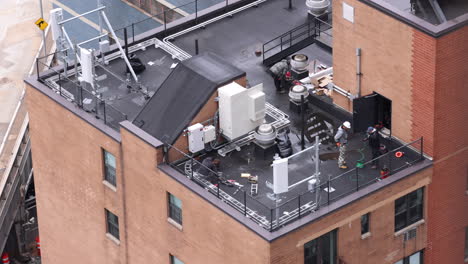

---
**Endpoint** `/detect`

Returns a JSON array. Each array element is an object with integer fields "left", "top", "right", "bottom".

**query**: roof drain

[{"left": 160, "top": 0, "right": 268, "bottom": 61}]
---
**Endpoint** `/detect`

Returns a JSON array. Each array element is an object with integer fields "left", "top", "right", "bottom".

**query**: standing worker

[
  {"left": 363, "top": 126, "right": 381, "bottom": 169},
  {"left": 334, "top": 121, "right": 351, "bottom": 169}
]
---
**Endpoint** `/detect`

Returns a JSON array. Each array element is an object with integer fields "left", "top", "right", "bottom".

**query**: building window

[
  {"left": 394, "top": 250, "right": 423, "bottom": 264},
  {"left": 170, "top": 255, "right": 184, "bottom": 264},
  {"left": 361, "top": 213, "right": 370, "bottom": 235},
  {"left": 103, "top": 150, "right": 116, "bottom": 186},
  {"left": 465, "top": 227, "right": 468, "bottom": 261},
  {"left": 304, "top": 229, "right": 337, "bottom": 264},
  {"left": 105, "top": 209, "right": 119, "bottom": 240},
  {"left": 395, "top": 188, "right": 424, "bottom": 232},
  {"left": 168, "top": 193, "right": 182, "bottom": 225}
]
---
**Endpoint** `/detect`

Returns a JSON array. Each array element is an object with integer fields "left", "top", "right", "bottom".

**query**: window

[
  {"left": 394, "top": 250, "right": 423, "bottom": 264},
  {"left": 304, "top": 229, "right": 337, "bottom": 264},
  {"left": 168, "top": 193, "right": 182, "bottom": 225},
  {"left": 465, "top": 227, "right": 468, "bottom": 261},
  {"left": 395, "top": 188, "right": 424, "bottom": 232},
  {"left": 361, "top": 213, "right": 370, "bottom": 235},
  {"left": 103, "top": 150, "right": 116, "bottom": 186},
  {"left": 170, "top": 255, "right": 184, "bottom": 264},
  {"left": 105, "top": 209, "right": 119, "bottom": 240}
]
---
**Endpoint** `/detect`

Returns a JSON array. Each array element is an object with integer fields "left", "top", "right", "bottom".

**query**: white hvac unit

[
  {"left": 203, "top": 125, "right": 216, "bottom": 143},
  {"left": 187, "top": 123, "right": 204, "bottom": 153},
  {"left": 218, "top": 82, "right": 266, "bottom": 141}
]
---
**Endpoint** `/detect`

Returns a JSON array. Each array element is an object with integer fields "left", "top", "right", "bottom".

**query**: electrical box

[
  {"left": 248, "top": 87, "right": 266, "bottom": 121},
  {"left": 203, "top": 125, "right": 216, "bottom": 143},
  {"left": 273, "top": 158, "right": 289, "bottom": 194},
  {"left": 188, "top": 123, "right": 204, "bottom": 153},
  {"left": 218, "top": 82, "right": 266, "bottom": 141},
  {"left": 99, "top": 40, "right": 110, "bottom": 53}
]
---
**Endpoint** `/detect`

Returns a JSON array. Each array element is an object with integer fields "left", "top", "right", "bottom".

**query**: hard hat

[
  {"left": 343, "top": 121, "right": 351, "bottom": 129},
  {"left": 367, "top": 126, "right": 376, "bottom": 133}
]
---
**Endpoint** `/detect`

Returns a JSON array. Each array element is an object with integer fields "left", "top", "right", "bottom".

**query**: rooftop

[
  {"left": 31, "top": 0, "right": 432, "bottom": 236},
  {"left": 359, "top": 0, "right": 468, "bottom": 36}
]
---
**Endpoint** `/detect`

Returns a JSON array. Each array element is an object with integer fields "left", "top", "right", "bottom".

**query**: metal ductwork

[{"left": 306, "top": 0, "right": 330, "bottom": 16}]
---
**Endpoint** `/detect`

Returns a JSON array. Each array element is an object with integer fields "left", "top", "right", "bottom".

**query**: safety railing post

[
  {"left": 420, "top": 137, "right": 424, "bottom": 160},
  {"left": 356, "top": 167, "right": 359, "bottom": 191},
  {"left": 225, "top": 0, "right": 228, "bottom": 13},
  {"left": 243, "top": 191, "right": 247, "bottom": 216},
  {"left": 132, "top": 23, "right": 135, "bottom": 43},
  {"left": 58, "top": 72, "right": 62, "bottom": 96},
  {"left": 195, "top": 0, "right": 198, "bottom": 24},
  {"left": 164, "top": 10, "right": 167, "bottom": 36},
  {"left": 103, "top": 101, "right": 107, "bottom": 125},
  {"left": 327, "top": 180, "right": 330, "bottom": 205},
  {"left": 36, "top": 58, "right": 40, "bottom": 80},
  {"left": 298, "top": 195, "right": 301, "bottom": 219},
  {"left": 191, "top": 157, "right": 194, "bottom": 179},
  {"left": 217, "top": 178, "right": 220, "bottom": 198},
  {"left": 270, "top": 208, "right": 273, "bottom": 231}
]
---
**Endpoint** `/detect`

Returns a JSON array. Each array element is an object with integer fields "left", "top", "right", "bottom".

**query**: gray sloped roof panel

[{"left": 133, "top": 53, "right": 245, "bottom": 145}]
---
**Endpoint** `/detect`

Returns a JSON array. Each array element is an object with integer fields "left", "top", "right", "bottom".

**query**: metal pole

[
  {"left": 301, "top": 95, "right": 305, "bottom": 150},
  {"left": 288, "top": 0, "right": 292, "bottom": 9},
  {"left": 191, "top": 158, "right": 194, "bottom": 179},
  {"left": 132, "top": 23, "right": 135, "bottom": 43},
  {"left": 298, "top": 195, "right": 301, "bottom": 218},
  {"left": 327, "top": 179, "right": 330, "bottom": 205},
  {"left": 420, "top": 137, "right": 424, "bottom": 160},
  {"left": 124, "top": 28, "right": 129, "bottom": 73},
  {"left": 217, "top": 178, "right": 220, "bottom": 198},
  {"left": 103, "top": 100, "right": 107, "bottom": 124},
  {"left": 356, "top": 167, "right": 359, "bottom": 191},
  {"left": 243, "top": 191, "right": 247, "bottom": 216},
  {"left": 36, "top": 58, "right": 40, "bottom": 80},
  {"left": 195, "top": 0, "right": 198, "bottom": 24},
  {"left": 39, "top": 0, "right": 47, "bottom": 56},
  {"left": 195, "top": 39, "right": 199, "bottom": 55},
  {"left": 270, "top": 208, "right": 273, "bottom": 231},
  {"left": 164, "top": 11, "right": 167, "bottom": 36}
]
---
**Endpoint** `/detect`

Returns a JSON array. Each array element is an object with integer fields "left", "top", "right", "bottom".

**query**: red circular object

[{"left": 395, "top": 151, "right": 404, "bottom": 158}]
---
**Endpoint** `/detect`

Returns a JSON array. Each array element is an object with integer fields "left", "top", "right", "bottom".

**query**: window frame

[
  {"left": 394, "top": 188, "right": 424, "bottom": 232},
  {"left": 105, "top": 209, "right": 120, "bottom": 240},
  {"left": 168, "top": 193, "right": 183, "bottom": 225},
  {"left": 103, "top": 149, "right": 117, "bottom": 187},
  {"left": 361, "top": 213, "right": 370, "bottom": 235},
  {"left": 394, "top": 250, "right": 424, "bottom": 264}
]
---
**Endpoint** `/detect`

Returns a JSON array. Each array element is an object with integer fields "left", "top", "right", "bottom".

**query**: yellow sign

[{"left": 35, "top": 18, "right": 48, "bottom": 31}]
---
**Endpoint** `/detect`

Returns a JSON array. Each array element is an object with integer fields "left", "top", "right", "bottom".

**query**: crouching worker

[{"left": 197, "top": 157, "right": 221, "bottom": 184}]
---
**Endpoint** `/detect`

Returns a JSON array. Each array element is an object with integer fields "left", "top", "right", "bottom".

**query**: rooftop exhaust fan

[{"left": 306, "top": 0, "right": 330, "bottom": 16}]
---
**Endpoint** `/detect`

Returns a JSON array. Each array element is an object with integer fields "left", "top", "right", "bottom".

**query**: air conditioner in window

[{"left": 404, "top": 228, "right": 417, "bottom": 241}]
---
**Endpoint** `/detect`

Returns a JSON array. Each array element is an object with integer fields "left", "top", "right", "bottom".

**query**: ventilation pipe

[
  {"left": 356, "top": 48, "right": 361, "bottom": 98},
  {"left": 306, "top": 0, "right": 330, "bottom": 16}
]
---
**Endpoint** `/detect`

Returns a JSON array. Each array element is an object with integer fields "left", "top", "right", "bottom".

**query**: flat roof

[{"left": 360, "top": 0, "right": 468, "bottom": 37}]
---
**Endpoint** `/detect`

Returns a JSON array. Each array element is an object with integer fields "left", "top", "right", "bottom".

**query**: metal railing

[
  {"left": 35, "top": 52, "right": 128, "bottom": 131},
  {"left": 262, "top": 17, "right": 332, "bottom": 64},
  {"left": 167, "top": 137, "right": 425, "bottom": 232}
]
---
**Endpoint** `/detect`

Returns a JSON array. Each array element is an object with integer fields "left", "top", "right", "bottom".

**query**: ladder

[{"left": 251, "top": 183, "right": 258, "bottom": 196}]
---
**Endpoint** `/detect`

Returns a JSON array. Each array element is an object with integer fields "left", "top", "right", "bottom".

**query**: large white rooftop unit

[{"left": 218, "top": 82, "right": 266, "bottom": 141}]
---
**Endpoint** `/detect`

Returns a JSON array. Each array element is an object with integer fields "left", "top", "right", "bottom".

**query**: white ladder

[{"left": 251, "top": 183, "right": 258, "bottom": 196}]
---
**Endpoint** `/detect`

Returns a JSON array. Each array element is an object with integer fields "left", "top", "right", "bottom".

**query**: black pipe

[
  {"left": 124, "top": 28, "right": 129, "bottom": 73},
  {"left": 195, "top": 39, "right": 199, "bottom": 55},
  {"left": 288, "top": 0, "right": 292, "bottom": 9},
  {"left": 301, "top": 95, "right": 305, "bottom": 150}
]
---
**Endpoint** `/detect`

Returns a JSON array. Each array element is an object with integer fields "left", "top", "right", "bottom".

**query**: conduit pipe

[{"left": 356, "top": 48, "right": 361, "bottom": 98}]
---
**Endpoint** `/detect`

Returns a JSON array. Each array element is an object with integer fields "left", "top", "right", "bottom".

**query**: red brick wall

[
  {"left": 424, "top": 26, "right": 468, "bottom": 264},
  {"left": 410, "top": 30, "right": 436, "bottom": 157}
]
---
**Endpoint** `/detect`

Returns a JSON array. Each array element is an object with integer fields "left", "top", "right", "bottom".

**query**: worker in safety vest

[
  {"left": 363, "top": 126, "right": 381, "bottom": 169},
  {"left": 334, "top": 121, "right": 351, "bottom": 169}
]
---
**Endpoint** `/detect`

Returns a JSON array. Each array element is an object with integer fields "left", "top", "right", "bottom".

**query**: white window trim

[
  {"left": 394, "top": 219, "right": 425, "bottom": 237},
  {"left": 103, "top": 180, "right": 117, "bottom": 192},
  {"left": 106, "top": 233, "right": 120, "bottom": 245},
  {"left": 168, "top": 217, "right": 183, "bottom": 231},
  {"left": 361, "top": 232, "right": 371, "bottom": 240}
]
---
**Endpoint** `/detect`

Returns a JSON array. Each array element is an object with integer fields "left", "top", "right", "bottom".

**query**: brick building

[{"left": 25, "top": 0, "right": 466, "bottom": 263}]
